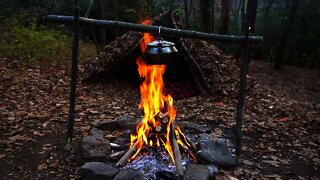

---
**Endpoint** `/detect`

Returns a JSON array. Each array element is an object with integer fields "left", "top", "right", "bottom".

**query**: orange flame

[{"left": 130, "top": 19, "right": 192, "bottom": 164}]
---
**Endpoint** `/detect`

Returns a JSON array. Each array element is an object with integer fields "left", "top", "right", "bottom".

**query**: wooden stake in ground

[
  {"left": 65, "top": 0, "right": 80, "bottom": 150},
  {"left": 235, "top": 0, "right": 250, "bottom": 164}
]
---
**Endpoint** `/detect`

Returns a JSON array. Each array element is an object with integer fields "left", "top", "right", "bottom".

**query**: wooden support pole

[
  {"left": 40, "top": 15, "right": 263, "bottom": 44},
  {"left": 65, "top": 0, "right": 80, "bottom": 150},
  {"left": 235, "top": 0, "right": 250, "bottom": 164}
]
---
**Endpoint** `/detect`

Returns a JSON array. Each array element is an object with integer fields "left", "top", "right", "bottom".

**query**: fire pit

[{"left": 116, "top": 25, "right": 196, "bottom": 178}]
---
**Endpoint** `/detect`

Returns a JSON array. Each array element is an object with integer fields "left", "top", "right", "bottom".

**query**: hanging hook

[{"left": 157, "top": 26, "right": 163, "bottom": 42}]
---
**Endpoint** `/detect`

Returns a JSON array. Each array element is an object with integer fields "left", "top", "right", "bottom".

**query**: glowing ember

[{"left": 129, "top": 19, "right": 192, "bottom": 164}]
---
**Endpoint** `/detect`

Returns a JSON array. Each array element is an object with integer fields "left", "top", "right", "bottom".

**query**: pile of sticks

[{"left": 116, "top": 111, "right": 186, "bottom": 177}]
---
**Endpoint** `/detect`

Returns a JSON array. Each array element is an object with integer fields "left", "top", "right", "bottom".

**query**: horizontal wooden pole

[{"left": 41, "top": 15, "right": 263, "bottom": 44}]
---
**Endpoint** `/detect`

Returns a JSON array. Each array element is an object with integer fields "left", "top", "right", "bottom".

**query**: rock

[
  {"left": 116, "top": 115, "right": 141, "bottom": 129},
  {"left": 78, "top": 127, "right": 111, "bottom": 162},
  {"left": 113, "top": 134, "right": 131, "bottom": 147},
  {"left": 184, "top": 164, "right": 209, "bottom": 180},
  {"left": 113, "top": 168, "right": 143, "bottom": 180},
  {"left": 174, "top": 119, "right": 186, "bottom": 131},
  {"left": 92, "top": 119, "right": 118, "bottom": 131},
  {"left": 183, "top": 121, "right": 211, "bottom": 133},
  {"left": 156, "top": 170, "right": 176, "bottom": 180},
  {"left": 184, "top": 113, "right": 198, "bottom": 121},
  {"left": 197, "top": 134, "right": 235, "bottom": 168},
  {"left": 207, "top": 164, "right": 219, "bottom": 179},
  {"left": 80, "top": 162, "right": 119, "bottom": 180}
]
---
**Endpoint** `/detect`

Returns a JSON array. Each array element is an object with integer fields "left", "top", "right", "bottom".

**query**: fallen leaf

[
  {"left": 312, "top": 157, "right": 320, "bottom": 163},
  {"left": 278, "top": 158, "right": 290, "bottom": 165},
  {"left": 8, "top": 134, "right": 22, "bottom": 141},
  {"left": 262, "top": 160, "right": 280, "bottom": 167},
  {"left": 78, "top": 95, "right": 86, "bottom": 100},
  {"left": 265, "top": 174, "right": 281, "bottom": 179},
  {"left": 42, "top": 120, "right": 51, "bottom": 128},
  {"left": 267, "top": 147, "right": 277, "bottom": 152},
  {"left": 278, "top": 117, "right": 288, "bottom": 122},
  {"left": 48, "top": 160, "right": 59, "bottom": 168},
  {"left": 37, "top": 163, "right": 47, "bottom": 171},
  {"left": 33, "top": 131, "right": 45, "bottom": 137},
  {"left": 308, "top": 141, "right": 318, "bottom": 147},
  {"left": 89, "top": 110, "right": 99, "bottom": 114},
  {"left": 215, "top": 102, "right": 224, "bottom": 107},
  {"left": 242, "top": 160, "right": 254, "bottom": 166}
]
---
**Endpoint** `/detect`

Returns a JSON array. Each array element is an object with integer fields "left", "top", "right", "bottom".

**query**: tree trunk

[
  {"left": 219, "top": 0, "right": 230, "bottom": 34},
  {"left": 274, "top": 0, "right": 299, "bottom": 70},
  {"left": 184, "top": 0, "right": 189, "bottom": 29},
  {"left": 113, "top": 0, "right": 119, "bottom": 36},
  {"left": 211, "top": 0, "right": 215, "bottom": 33},
  {"left": 234, "top": 0, "right": 242, "bottom": 22},
  {"left": 84, "top": 0, "right": 100, "bottom": 54},
  {"left": 247, "top": 0, "right": 258, "bottom": 33},
  {"left": 98, "top": 0, "right": 106, "bottom": 50},
  {"left": 264, "top": 0, "right": 275, "bottom": 15},
  {"left": 200, "top": 0, "right": 211, "bottom": 32}
]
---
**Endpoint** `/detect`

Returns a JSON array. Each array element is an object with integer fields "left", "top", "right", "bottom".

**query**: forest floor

[{"left": 0, "top": 57, "right": 319, "bottom": 179}]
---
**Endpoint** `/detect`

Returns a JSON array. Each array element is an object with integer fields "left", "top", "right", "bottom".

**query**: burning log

[
  {"left": 116, "top": 141, "right": 138, "bottom": 167},
  {"left": 170, "top": 124, "right": 184, "bottom": 177}
]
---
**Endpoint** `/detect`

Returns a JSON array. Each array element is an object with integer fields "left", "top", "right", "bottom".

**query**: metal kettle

[{"left": 143, "top": 39, "right": 179, "bottom": 65}]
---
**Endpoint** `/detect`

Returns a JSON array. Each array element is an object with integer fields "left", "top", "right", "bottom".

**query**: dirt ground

[{"left": 0, "top": 58, "right": 319, "bottom": 179}]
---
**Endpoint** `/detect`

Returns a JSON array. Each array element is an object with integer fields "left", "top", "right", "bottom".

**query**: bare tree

[
  {"left": 248, "top": 0, "right": 258, "bottom": 33},
  {"left": 184, "top": 0, "right": 189, "bottom": 29},
  {"left": 219, "top": 0, "right": 230, "bottom": 34},
  {"left": 274, "top": 0, "right": 299, "bottom": 70},
  {"left": 200, "top": 0, "right": 211, "bottom": 32},
  {"left": 97, "top": 0, "right": 106, "bottom": 50},
  {"left": 211, "top": 0, "right": 215, "bottom": 33}
]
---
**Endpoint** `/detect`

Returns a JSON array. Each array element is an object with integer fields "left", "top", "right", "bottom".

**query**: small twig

[
  {"left": 109, "top": 150, "right": 126, "bottom": 160},
  {"left": 178, "top": 144, "right": 197, "bottom": 162}
]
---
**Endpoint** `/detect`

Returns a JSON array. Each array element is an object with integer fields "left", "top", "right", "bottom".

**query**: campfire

[{"left": 116, "top": 20, "right": 195, "bottom": 177}]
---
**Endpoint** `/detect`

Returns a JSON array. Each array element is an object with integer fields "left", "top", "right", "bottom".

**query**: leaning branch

[
  {"left": 40, "top": 15, "right": 263, "bottom": 44},
  {"left": 169, "top": 13, "right": 211, "bottom": 94}
]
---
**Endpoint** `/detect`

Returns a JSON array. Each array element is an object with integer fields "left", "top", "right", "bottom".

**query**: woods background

[{"left": 0, "top": 0, "right": 319, "bottom": 69}]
